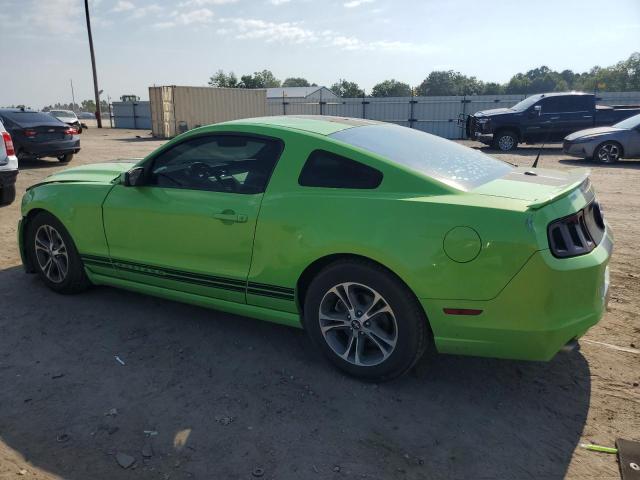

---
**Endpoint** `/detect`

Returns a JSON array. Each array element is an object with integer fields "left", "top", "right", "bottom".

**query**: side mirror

[
  {"left": 534, "top": 105, "right": 542, "bottom": 117},
  {"left": 123, "top": 166, "right": 145, "bottom": 187}
]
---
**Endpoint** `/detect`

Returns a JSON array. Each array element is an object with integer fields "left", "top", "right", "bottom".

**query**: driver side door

[{"left": 102, "top": 133, "right": 283, "bottom": 303}]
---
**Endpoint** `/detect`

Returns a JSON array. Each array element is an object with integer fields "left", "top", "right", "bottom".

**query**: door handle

[
  {"left": 583, "top": 115, "right": 593, "bottom": 118},
  {"left": 550, "top": 116, "right": 560, "bottom": 120},
  {"left": 213, "top": 211, "right": 248, "bottom": 223}
]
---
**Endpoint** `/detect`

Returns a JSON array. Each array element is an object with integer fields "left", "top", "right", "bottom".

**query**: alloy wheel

[
  {"left": 319, "top": 282, "right": 398, "bottom": 367},
  {"left": 597, "top": 143, "right": 620, "bottom": 163},
  {"left": 34, "top": 224, "right": 69, "bottom": 283},
  {"left": 498, "top": 135, "right": 515, "bottom": 151}
]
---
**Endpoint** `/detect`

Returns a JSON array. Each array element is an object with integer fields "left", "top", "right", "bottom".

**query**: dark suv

[
  {"left": 467, "top": 92, "right": 640, "bottom": 151},
  {"left": 0, "top": 109, "right": 81, "bottom": 163}
]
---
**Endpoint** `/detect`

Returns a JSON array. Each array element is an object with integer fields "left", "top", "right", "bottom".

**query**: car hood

[
  {"left": 32, "top": 160, "right": 139, "bottom": 188},
  {"left": 565, "top": 126, "right": 622, "bottom": 141},
  {"left": 472, "top": 167, "right": 590, "bottom": 209},
  {"left": 473, "top": 108, "right": 513, "bottom": 117}
]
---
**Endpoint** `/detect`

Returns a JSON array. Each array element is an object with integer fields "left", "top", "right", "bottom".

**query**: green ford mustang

[{"left": 19, "top": 116, "right": 612, "bottom": 380}]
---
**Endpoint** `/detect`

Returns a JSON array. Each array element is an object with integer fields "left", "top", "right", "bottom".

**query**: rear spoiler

[{"left": 527, "top": 169, "right": 592, "bottom": 210}]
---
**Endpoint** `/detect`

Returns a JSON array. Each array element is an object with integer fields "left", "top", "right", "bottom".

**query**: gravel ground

[{"left": 0, "top": 127, "right": 638, "bottom": 480}]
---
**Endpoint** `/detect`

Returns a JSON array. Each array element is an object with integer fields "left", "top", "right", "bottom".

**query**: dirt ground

[{"left": 0, "top": 127, "right": 638, "bottom": 480}]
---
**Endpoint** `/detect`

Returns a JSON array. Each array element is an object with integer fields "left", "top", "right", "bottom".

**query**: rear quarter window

[{"left": 298, "top": 150, "right": 383, "bottom": 189}]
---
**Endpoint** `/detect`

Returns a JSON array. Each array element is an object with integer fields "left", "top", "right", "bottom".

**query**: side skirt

[{"left": 86, "top": 271, "right": 303, "bottom": 329}]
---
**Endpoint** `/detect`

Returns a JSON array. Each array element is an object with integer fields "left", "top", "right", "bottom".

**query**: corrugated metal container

[{"left": 149, "top": 86, "right": 267, "bottom": 138}]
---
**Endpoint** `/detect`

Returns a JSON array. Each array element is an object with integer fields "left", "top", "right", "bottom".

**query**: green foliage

[
  {"left": 208, "top": 69, "right": 240, "bottom": 88},
  {"left": 416, "top": 71, "right": 484, "bottom": 96},
  {"left": 282, "top": 77, "right": 311, "bottom": 87},
  {"left": 240, "top": 70, "right": 281, "bottom": 88},
  {"left": 414, "top": 52, "right": 640, "bottom": 96},
  {"left": 330, "top": 79, "right": 365, "bottom": 97},
  {"left": 371, "top": 79, "right": 411, "bottom": 97}
]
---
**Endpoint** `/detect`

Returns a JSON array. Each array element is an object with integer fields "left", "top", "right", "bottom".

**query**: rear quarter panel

[{"left": 247, "top": 128, "right": 538, "bottom": 314}]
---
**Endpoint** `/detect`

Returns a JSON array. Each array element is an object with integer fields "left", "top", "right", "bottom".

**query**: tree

[
  {"left": 417, "top": 70, "right": 483, "bottom": 96},
  {"left": 371, "top": 79, "right": 411, "bottom": 97},
  {"left": 240, "top": 70, "right": 281, "bottom": 88},
  {"left": 481, "top": 82, "right": 504, "bottom": 95},
  {"left": 330, "top": 79, "right": 364, "bottom": 97},
  {"left": 81, "top": 99, "right": 96, "bottom": 112},
  {"left": 208, "top": 69, "right": 240, "bottom": 88},
  {"left": 282, "top": 77, "right": 311, "bottom": 87}
]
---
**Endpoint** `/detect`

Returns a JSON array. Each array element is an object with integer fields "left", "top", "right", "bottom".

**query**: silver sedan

[{"left": 563, "top": 113, "right": 640, "bottom": 163}]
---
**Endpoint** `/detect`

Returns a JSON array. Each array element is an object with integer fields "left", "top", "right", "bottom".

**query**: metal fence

[
  {"left": 112, "top": 101, "right": 151, "bottom": 129},
  {"left": 267, "top": 91, "right": 640, "bottom": 139}
]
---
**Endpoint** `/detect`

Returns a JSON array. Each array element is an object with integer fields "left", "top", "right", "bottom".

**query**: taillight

[
  {"left": 64, "top": 127, "right": 77, "bottom": 136},
  {"left": 547, "top": 201, "right": 605, "bottom": 258},
  {"left": 24, "top": 129, "right": 37, "bottom": 138},
  {"left": 2, "top": 131, "right": 15, "bottom": 156}
]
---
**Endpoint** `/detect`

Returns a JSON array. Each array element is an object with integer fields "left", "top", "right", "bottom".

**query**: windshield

[
  {"left": 613, "top": 113, "right": 640, "bottom": 129},
  {"left": 330, "top": 124, "right": 513, "bottom": 191},
  {"left": 510, "top": 95, "right": 542, "bottom": 112}
]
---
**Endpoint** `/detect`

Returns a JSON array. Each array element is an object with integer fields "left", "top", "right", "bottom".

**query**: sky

[{"left": 1, "top": 0, "right": 639, "bottom": 109}]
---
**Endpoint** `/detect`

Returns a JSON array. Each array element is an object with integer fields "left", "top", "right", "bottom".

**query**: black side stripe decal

[{"left": 80, "top": 254, "right": 294, "bottom": 301}]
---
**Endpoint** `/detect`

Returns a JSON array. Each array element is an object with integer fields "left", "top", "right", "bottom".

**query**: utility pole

[
  {"left": 70, "top": 79, "right": 76, "bottom": 112},
  {"left": 84, "top": 0, "right": 102, "bottom": 128}
]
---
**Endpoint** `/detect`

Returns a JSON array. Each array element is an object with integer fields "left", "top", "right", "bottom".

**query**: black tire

[
  {"left": 492, "top": 130, "right": 518, "bottom": 151},
  {"left": 26, "top": 211, "right": 90, "bottom": 294},
  {"left": 593, "top": 141, "right": 622, "bottom": 164},
  {"left": 58, "top": 153, "right": 73, "bottom": 163},
  {"left": 303, "top": 259, "right": 431, "bottom": 381},
  {"left": 0, "top": 184, "right": 16, "bottom": 206}
]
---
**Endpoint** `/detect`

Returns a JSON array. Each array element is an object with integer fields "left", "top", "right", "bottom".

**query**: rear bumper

[
  {"left": 423, "top": 227, "right": 613, "bottom": 361},
  {"left": 17, "top": 138, "right": 80, "bottom": 158}
]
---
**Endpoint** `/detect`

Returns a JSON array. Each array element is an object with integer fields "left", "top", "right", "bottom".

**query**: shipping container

[
  {"left": 112, "top": 101, "right": 151, "bottom": 129},
  {"left": 149, "top": 86, "right": 267, "bottom": 138}
]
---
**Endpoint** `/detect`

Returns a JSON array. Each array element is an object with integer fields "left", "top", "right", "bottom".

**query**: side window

[
  {"left": 149, "top": 135, "right": 282, "bottom": 194},
  {"left": 298, "top": 150, "right": 383, "bottom": 189},
  {"left": 541, "top": 96, "right": 564, "bottom": 113}
]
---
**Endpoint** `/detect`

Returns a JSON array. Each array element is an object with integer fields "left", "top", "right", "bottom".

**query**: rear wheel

[
  {"left": 0, "top": 184, "right": 16, "bottom": 206},
  {"left": 594, "top": 142, "right": 622, "bottom": 164},
  {"left": 58, "top": 153, "right": 73, "bottom": 163},
  {"left": 303, "top": 259, "right": 430, "bottom": 381},
  {"left": 492, "top": 131, "right": 518, "bottom": 151},
  {"left": 26, "top": 212, "right": 90, "bottom": 294}
]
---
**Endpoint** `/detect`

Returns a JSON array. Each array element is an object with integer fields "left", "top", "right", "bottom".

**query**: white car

[
  {"left": 49, "top": 109, "right": 83, "bottom": 133},
  {"left": 0, "top": 119, "right": 18, "bottom": 205}
]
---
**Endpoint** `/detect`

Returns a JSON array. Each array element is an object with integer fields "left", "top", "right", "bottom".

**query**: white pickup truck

[{"left": 0, "top": 119, "right": 18, "bottom": 205}]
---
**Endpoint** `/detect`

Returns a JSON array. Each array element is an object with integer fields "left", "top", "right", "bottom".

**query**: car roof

[{"left": 221, "top": 115, "right": 384, "bottom": 136}]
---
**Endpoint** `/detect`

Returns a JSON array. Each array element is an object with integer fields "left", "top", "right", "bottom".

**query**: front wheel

[
  {"left": 492, "top": 131, "right": 518, "bottom": 151},
  {"left": 58, "top": 153, "right": 73, "bottom": 163},
  {"left": 26, "top": 212, "right": 90, "bottom": 294},
  {"left": 303, "top": 259, "right": 430, "bottom": 381},
  {"left": 594, "top": 142, "right": 622, "bottom": 164}
]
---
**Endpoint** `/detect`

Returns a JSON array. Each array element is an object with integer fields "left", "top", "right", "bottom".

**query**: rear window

[
  {"left": 0, "top": 111, "right": 62, "bottom": 126},
  {"left": 330, "top": 124, "right": 512, "bottom": 191}
]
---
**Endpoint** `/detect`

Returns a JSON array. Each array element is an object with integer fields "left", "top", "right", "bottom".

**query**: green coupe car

[{"left": 19, "top": 116, "right": 612, "bottom": 380}]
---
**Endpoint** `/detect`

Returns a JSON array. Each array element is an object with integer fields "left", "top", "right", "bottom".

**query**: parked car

[
  {"left": 49, "top": 109, "right": 82, "bottom": 133},
  {"left": 18, "top": 116, "right": 612, "bottom": 380},
  {"left": 563, "top": 113, "right": 640, "bottom": 163},
  {"left": 0, "top": 119, "right": 18, "bottom": 205},
  {"left": 467, "top": 92, "right": 640, "bottom": 151},
  {"left": 0, "top": 108, "right": 80, "bottom": 163},
  {"left": 77, "top": 111, "right": 95, "bottom": 120}
]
